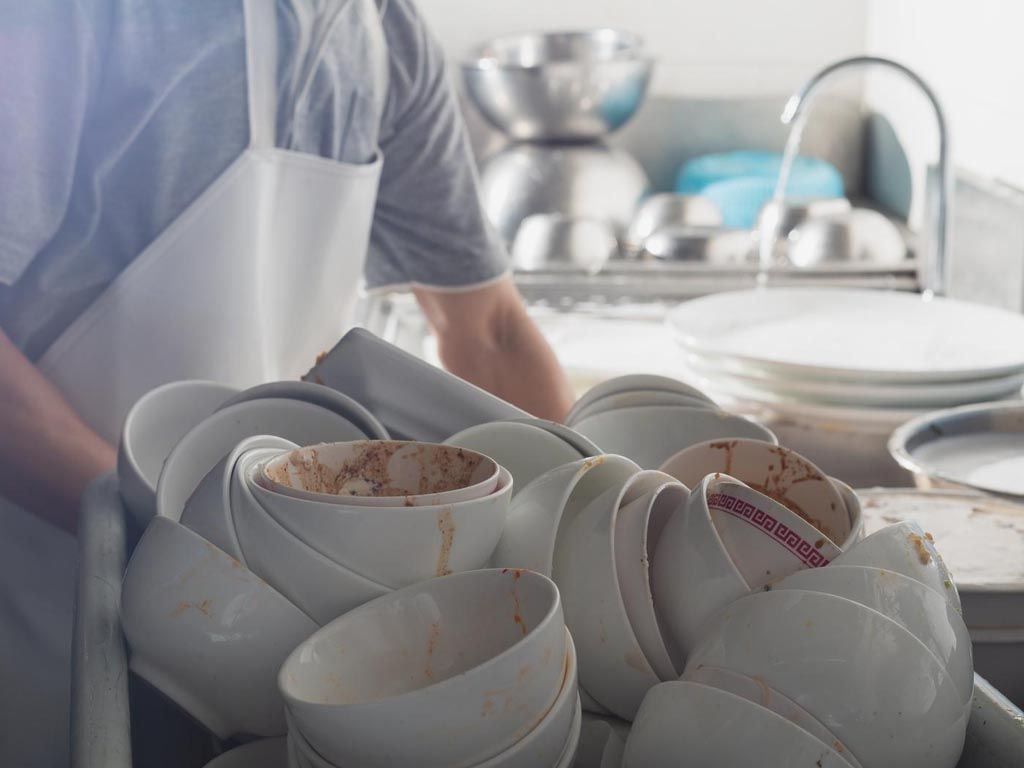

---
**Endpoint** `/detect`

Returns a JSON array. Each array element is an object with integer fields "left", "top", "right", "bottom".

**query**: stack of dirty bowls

[
  {"left": 280, "top": 568, "right": 580, "bottom": 768},
  {"left": 121, "top": 382, "right": 515, "bottom": 745},
  {"left": 566, "top": 374, "right": 777, "bottom": 468},
  {"left": 621, "top": 440, "right": 973, "bottom": 767}
]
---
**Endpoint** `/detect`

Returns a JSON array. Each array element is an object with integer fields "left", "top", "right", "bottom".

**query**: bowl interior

[
  {"left": 262, "top": 441, "right": 496, "bottom": 502},
  {"left": 282, "top": 569, "right": 558, "bottom": 706}
]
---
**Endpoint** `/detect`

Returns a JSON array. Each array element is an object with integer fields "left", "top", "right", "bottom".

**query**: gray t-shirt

[{"left": 0, "top": 0, "right": 507, "bottom": 360}]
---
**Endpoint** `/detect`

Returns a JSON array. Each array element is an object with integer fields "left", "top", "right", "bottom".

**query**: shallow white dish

[
  {"left": 445, "top": 421, "right": 585, "bottom": 495},
  {"left": 118, "top": 380, "right": 238, "bottom": 526},
  {"left": 890, "top": 401, "right": 1024, "bottom": 498},
  {"left": 668, "top": 287, "right": 1024, "bottom": 383},
  {"left": 504, "top": 417, "right": 602, "bottom": 457},
  {"left": 568, "top": 388, "right": 717, "bottom": 425},
  {"left": 156, "top": 398, "right": 369, "bottom": 521},
  {"left": 686, "top": 351, "right": 1024, "bottom": 408},
  {"left": 573, "top": 405, "right": 775, "bottom": 469}
]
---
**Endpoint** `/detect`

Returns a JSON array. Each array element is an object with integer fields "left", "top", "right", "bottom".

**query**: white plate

[
  {"left": 890, "top": 401, "right": 1024, "bottom": 498},
  {"left": 686, "top": 352, "right": 1024, "bottom": 408},
  {"left": 445, "top": 421, "right": 585, "bottom": 495},
  {"left": 566, "top": 373, "right": 716, "bottom": 426},
  {"left": 156, "top": 398, "right": 369, "bottom": 521},
  {"left": 668, "top": 288, "right": 1024, "bottom": 383}
]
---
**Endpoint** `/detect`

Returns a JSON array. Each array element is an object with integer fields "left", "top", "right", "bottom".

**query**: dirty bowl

[
  {"left": 250, "top": 460, "right": 512, "bottom": 590},
  {"left": 259, "top": 441, "right": 500, "bottom": 507},
  {"left": 279, "top": 568, "right": 566, "bottom": 768},
  {"left": 231, "top": 449, "right": 391, "bottom": 624},
  {"left": 623, "top": 681, "right": 856, "bottom": 768},
  {"left": 180, "top": 435, "right": 297, "bottom": 561},
  {"left": 121, "top": 516, "right": 317, "bottom": 740},
  {"left": 685, "top": 589, "right": 969, "bottom": 768},
  {"left": 614, "top": 479, "right": 688, "bottom": 681},
  {"left": 554, "top": 470, "right": 670, "bottom": 720},
  {"left": 491, "top": 455, "right": 641, "bottom": 576},
  {"left": 658, "top": 438, "right": 850, "bottom": 545},
  {"left": 118, "top": 380, "right": 238, "bottom": 526}
]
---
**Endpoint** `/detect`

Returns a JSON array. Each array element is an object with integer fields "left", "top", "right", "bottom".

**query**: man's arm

[
  {"left": 0, "top": 328, "right": 115, "bottom": 532},
  {"left": 414, "top": 276, "right": 575, "bottom": 422}
]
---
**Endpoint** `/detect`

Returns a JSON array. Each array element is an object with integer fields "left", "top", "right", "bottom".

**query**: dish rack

[{"left": 72, "top": 474, "right": 1024, "bottom": 767}]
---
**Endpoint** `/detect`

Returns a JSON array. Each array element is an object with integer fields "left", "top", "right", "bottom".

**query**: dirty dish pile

[
  {"left": 566, "top": 374, "right": 777, "bottom": 469},
  {"left": 669, "top": 287, "right": 1024, "bottom": 486},
  {"left": 279, "top": 569, "right": 580, "bottom": 768}
]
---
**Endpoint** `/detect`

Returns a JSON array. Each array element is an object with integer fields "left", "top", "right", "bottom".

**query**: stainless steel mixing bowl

[
  {"left": 462, "top": 29, "right": 654, "bottom": 141},
  {"left": 478, "top": 142, "right": 650, "bottom": 244}
]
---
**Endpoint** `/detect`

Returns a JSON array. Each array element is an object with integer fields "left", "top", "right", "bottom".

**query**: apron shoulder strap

[{"left": 242, "top": 0, "right": 279, "bottom": 150}]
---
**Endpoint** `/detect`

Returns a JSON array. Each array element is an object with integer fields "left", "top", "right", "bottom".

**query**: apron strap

[{"left": 243, "top": 0, "right": 279, "bottom": 150}]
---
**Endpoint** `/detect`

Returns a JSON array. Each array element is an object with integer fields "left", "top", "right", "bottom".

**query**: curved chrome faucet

[{"left": 782, "top": 56, "right": 952, "bottom": 296}]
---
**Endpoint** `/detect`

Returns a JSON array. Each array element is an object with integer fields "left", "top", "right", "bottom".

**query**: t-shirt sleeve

[
  {"left": 364, "top": 0, "right": 508, "bottom": 291},
  {"left": 0, "top": 1, "right": 96, "bottom": 286}
]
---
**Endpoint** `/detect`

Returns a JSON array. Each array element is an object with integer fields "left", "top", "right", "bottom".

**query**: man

[{"left": 0, "top": 1, "right": 573, "bottom": 764}]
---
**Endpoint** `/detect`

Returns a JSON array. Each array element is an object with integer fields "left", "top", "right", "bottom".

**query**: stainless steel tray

[{"left": 72, "top": 474, "right": 1024, "bottom": 767}]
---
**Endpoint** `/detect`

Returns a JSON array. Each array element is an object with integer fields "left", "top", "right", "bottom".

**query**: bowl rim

[
  {"left": 278, "top": 567, "right": 563, "bottom": 710},
  {"left": 461, "top": 28, "right": 651, "bottom": 71}
]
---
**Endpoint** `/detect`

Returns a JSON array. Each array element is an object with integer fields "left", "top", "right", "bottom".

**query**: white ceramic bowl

[
  {"left": 624, "top": 681, "right": 856, "bottom": 768},
  {"left": 832, "top": 476, "right": 865, "bottom": 548},
  {"left": 156, "top": 398, "right": 370, "bottom": 521},
  {"left": 569, "top": 388, "right": 718, "bottom": 425},
  {"left": 553, "top": 470, "right": 670, "bottom": 720},
  {"left": 219, "top": 380, "right": 388, "bottom": 440},
  {"left": 260, "top": 441, "right": 500, "bottom": 507},
  {"left": 683, "top": 665, "right": 862, "bottom": 768},
  {"left": 279, "top": 568, "right": 566, "bottom": 768},
  {"left": 180, "top": 435, "right": 297, "bottom": 561},
  {"left": 231, "top": 449, "right": 391, "bottom": 624},
  {"left": 250, "top": 462, "right": 512, "bottom": 590},
  {"left": 775, "top": 564, "right": 974, "bottom": 702},
  {"left": 491, "top": 455, "right": 641, "bottom": 576},
  {"left": 471, "top": 628, "right": 580, "bottom": 768},
  {"left": 832, "top": 520, "right": 962, "bottom": 613},
  {"left": 685, "top": 589, "right": 969, "bottom": 768},
  {"left": 567, "top": 374, "right": 716, "bottom": 426},
  {"left": 503, "top": 417, "right": 602, "bottom": 457},
  {"left": 658, "top": 438, "right": 850, "bottom": 544},
  {"left": 614, "top": 479, "right": 688, "bottom": 681},
  {"left": 707, "top": 477, "right": 841, "bottom": 589},
  {"left": 121, "top": 516, "right": 317, "bottom": 740},
  {"left": 445, "top": 421, "right": 584, "bottom": 496},
  {"left": 118, "top": 380, "right": 238, "bottom": 526},
  {"left": 573, "top": 405, "right": 776, "bottom": 469}
]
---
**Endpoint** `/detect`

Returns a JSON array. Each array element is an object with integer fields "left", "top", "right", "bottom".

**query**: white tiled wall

[{"left": 418, "top": 0, "right": 868, "bottom": 97}]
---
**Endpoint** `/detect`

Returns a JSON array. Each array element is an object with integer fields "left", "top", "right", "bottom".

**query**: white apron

[{"left": 0, "top": 0, "right": 386, "bottom": 763}]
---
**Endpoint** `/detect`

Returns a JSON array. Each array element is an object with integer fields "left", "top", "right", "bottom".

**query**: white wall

[
  {"left": 418, "top": 0, "right": 868, "bottom": 97},
  {"left": 867, "top": 0, "right": 1024, "bottom": 192}
]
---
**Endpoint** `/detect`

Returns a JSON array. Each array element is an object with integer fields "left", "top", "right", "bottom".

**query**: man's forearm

[
  {"left": 415, "top": 279, "right": 575, "bottom": 422},
  {"left": 0, "top": 329, "right": 115, "bottom": 532}
]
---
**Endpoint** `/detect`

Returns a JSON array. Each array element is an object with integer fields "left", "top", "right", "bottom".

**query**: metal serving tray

[{"left": 72, "top": 475, "right": 1024, "bottom": 767}]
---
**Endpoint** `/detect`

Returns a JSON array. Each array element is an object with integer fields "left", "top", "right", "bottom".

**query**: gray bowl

[{"left": 462, "top": 29, "right": 654, "bottom": 141}]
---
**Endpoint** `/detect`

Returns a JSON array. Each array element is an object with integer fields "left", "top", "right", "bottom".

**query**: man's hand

[
  {"left": 413, "top": 275, "right": 575, "bottom": 422},
  {"left": 0, "top": 328, "right": 115, "bottom": 532}
]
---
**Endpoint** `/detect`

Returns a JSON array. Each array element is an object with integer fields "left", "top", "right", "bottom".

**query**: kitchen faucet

[{"left": 782, "top": 56, "right": 952, "bottom": 297}]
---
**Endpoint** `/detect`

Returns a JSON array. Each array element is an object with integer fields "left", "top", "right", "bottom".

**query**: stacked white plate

[{"left": 668, "top": 288, "right": 1024, "bottom": 486}]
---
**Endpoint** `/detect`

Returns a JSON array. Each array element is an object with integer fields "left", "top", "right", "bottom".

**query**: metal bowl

[
  {"left": 641, "top": 226, "right": 755, "bottom": 266},
  {"left": 479, "top": 143, "right": 650, "bottom": 244},
  {"left": 625, "top": 194, "right": 723, "bottom": 254},
  {"left": 511, "top": 214, "right": 619, "bottom": 274},
  {"left": 787, "top": 208, "right": 907, "bottom": 268},
  {"left": 462, "top": 29, "right": 654, "bottom": 141}
]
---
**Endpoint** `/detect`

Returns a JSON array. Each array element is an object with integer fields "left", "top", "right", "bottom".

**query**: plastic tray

[{"left": 71, "top": 475, "right": 1024, "bottom": 767}]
